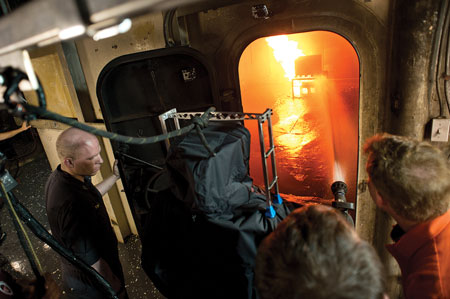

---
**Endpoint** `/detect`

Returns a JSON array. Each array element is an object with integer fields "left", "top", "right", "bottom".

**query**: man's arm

[
  {"left": 0, "top": 122, "right": 31, "bottom": 141},
  {"left": 95, "top": 160, "right": 120, "bottom": 196}
]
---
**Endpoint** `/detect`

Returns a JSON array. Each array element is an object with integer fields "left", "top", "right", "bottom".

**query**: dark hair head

[{"left": 255, "top": 204, "right": 385, "bottom": 299}]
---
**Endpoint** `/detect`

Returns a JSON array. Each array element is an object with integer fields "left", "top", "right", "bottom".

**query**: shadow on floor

[{"left": 0, "top": 150, "right": 165, "bottom": 299}]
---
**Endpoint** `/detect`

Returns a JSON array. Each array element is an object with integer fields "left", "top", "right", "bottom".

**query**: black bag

[{"left": 141, "top": 122, "right": 292, "bottom": 299}]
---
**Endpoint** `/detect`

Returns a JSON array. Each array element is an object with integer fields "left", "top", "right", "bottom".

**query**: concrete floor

[{"left": 0, "top": 131, "right": 165, "bottom": 298}]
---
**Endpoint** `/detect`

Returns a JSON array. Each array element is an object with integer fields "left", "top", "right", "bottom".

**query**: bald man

[{"left": 45, "top": 127, "right": 127, "bottom": 298}]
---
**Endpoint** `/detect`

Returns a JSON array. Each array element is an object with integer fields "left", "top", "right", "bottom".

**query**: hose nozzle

[
  {"left": 331, "top": 181, "right": 347, "bottom": 202},
  {"left": 331, "top": 181, "right": 355, "bottom": 226}
]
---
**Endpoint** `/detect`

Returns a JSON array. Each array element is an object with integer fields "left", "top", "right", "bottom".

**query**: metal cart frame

[{"left": 158, "top": 108, "right": 283, "bottom": 218}]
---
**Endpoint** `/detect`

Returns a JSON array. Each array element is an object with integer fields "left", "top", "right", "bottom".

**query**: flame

[
  {"left": 267, "top": 35, "right": 314, "bottom": 156},
  {"left": 266, "top": 35, "right": 305, "bottom": 80},
  {"left": 239, "top": 31, "right": 359, "bottom": 199}
]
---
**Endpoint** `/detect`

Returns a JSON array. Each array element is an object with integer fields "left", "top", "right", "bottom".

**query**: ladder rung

[
  {"left": 265, "top": 146, "right": 274, "bottom": 158},
  {"left": 269, "top": 176, "right": 278, "bottom": 190}
]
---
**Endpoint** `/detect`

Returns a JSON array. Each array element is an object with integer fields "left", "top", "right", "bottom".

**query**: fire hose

[
  {"left": 0, "top": 155, "right": 119, "bottom": 299},
  {"left": 1, "top": 67, "right": 217, "bottom": 154},
  {"left": 0, "top": 67, "right": 221, "bottom": 298}
]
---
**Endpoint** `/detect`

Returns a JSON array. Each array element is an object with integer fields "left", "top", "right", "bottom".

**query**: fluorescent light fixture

[
  {"left": 92, "top": 18, "right": 132, "bottom": 41},
  {"left": 58, "top": 25, "right": 86, "bottom": 40},
  {"left": 22, "top": 50, "right": 39, "bottom": 90}
]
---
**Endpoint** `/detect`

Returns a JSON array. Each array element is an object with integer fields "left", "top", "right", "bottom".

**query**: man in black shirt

[{"left": 45, "top": 127, "right": 126, "bottom": 298}]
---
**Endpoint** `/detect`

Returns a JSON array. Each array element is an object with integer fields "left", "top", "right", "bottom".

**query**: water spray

[{"left": 331, "top": 181, "right": 355, "bottom": 226}]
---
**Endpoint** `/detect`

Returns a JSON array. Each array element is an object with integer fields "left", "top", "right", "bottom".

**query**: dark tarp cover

[{"left": 141, "top": 122, "right": 294, "bottom": 299}]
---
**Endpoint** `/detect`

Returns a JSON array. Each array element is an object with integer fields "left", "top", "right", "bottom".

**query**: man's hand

[
  {"left": 20, "top": 121, "right": 31, "bottom": 132},
  {"left": 95, "top": 160, "right": 120, "bottom": 196},
  {"left": 113, "top": 160, "right": 120, "bottom": 178}
]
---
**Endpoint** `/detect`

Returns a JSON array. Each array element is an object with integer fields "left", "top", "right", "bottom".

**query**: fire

[
  {"left": 266, "top": 35, "right": 305, "bottom": 80},
  {"left": 266, "top": 35, "right": 315, "bottom": 155},
  {"left": 266, "top": 35, "right": 331, "bottom": 187},
  {"left": 239, "top": 31, "right": 359, "bottom": 200}
]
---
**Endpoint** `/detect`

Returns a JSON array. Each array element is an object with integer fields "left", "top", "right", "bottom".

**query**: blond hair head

[{"left": 364, "top": 133, "right": 450, "bottom": 221}]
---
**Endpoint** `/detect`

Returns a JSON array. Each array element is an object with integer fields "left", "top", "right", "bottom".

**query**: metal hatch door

[{"left": 96, "top": 46, "right": 218, "bottom": 233}]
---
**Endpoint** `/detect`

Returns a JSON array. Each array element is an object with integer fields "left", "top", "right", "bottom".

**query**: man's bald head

[{"left": 56, "top": 128, "right": 98, "bottom": 161}]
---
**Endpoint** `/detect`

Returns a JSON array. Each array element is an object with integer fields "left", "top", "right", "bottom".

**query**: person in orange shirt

[{"left": 365, "top": 133, "right": 450, "bottom": 299}]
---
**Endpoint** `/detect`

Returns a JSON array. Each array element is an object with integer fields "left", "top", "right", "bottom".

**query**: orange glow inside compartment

[{"left": 238, "top": 31, "right": 359, "bottom": 205}]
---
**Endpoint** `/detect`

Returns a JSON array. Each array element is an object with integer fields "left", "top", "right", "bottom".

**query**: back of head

[
  {"left": 364, "top": 133, "right": 450, "bottom": 221},
  {"left": 255, "top": 204, "right": 385, "bottom": 299}
]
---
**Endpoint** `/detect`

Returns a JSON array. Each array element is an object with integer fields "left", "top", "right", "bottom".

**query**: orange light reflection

[
  {"left": 273, "top": 98, "right": 317, "bottom": 155},
  {"left": 239, "top": 31, "right": 359, "bottom": 201}
]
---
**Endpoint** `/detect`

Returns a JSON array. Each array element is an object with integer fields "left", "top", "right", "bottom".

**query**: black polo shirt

[{"left": 45, "top": 165, "right": 122, "bottom": 282}]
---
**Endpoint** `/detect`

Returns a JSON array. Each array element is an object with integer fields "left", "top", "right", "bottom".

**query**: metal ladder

[{"left": 158, "top": 108, "right": 283, "bottom": 218}]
